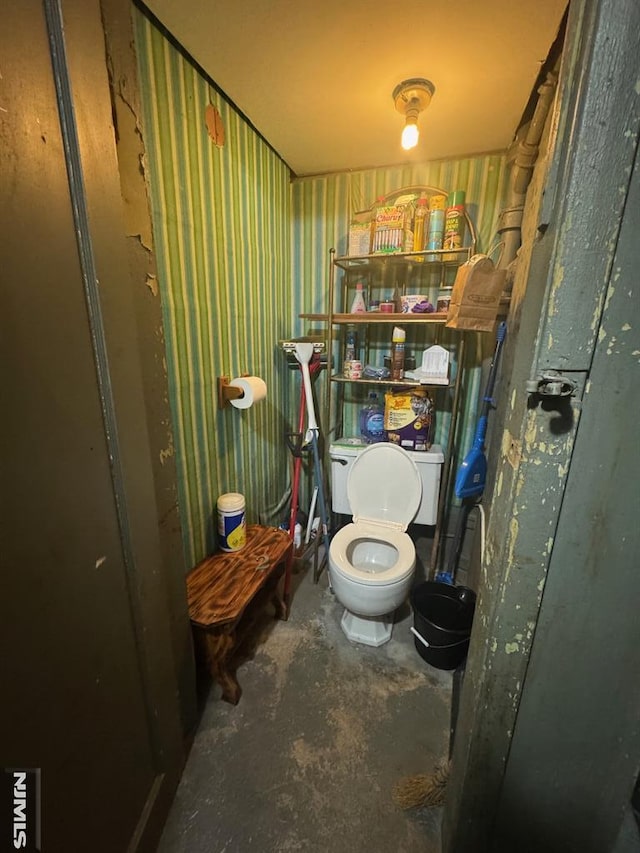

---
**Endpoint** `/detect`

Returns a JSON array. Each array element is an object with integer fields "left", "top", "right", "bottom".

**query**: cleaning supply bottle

[
  {"left": 426, "top": 193, "right": 446, "bottom": 257},
  {"left": 359, "top": 392, "right": 385, "bottom": 443},
  {"left": 413, "top": 194, "right": 428, "bottom": 255},
  {"left": 390, "top": 326, "right": 406, "bottom": 381},
  {"left": 343, "top": 323, "right": 358, "bottom": 375},
  {"left": 392, "top": 282, "right": 403, "bottom": 313},
  {"left": 443, "top": 190, "right": 466, "bottom": 261},
  {"left": 350, "top": 282, "right": 367, "bottom": 313},
  {"left": 402, "top": 196, "right": 417, "bottom": 253}
]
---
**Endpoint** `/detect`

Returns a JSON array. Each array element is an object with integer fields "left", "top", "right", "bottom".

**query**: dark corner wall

[
  {"left": 100, "top": 0, "right": 197, "bottom": 742},
  {"left": 2, "top": 0, "right": 197, "bottom": 848}
]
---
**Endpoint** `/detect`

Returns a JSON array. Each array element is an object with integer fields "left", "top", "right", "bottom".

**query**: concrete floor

[{"left": 159, "top": 537, "right": 452, "bottom": 853}]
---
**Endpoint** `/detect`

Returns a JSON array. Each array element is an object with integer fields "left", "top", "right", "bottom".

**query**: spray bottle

[
  {"left": 443, "top": 190, "right": 466, "bottom": 261},
  {"left": 413, "top": 193, "right": 428, "bottom": 255},
  {"left": 350, "top": 282, "right": 367, "bottom": 313},
  {"left": 390, "top": 326, "right": 406, "bottom": 381}
]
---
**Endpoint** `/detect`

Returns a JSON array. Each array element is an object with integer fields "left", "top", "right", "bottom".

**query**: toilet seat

[
  {"left": 329, "top": 444, "right": 421, "bottom": 584},
  {"left": 347, "top": 442, "right": 422, "bottom": 530},
  {"left": 330, "top": 521, "right": 415, "bottom": 585}
]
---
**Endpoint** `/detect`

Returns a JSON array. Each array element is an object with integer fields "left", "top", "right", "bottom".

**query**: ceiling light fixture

[{"left": 393, "top": 78, "right": 435, "bottom": 151}]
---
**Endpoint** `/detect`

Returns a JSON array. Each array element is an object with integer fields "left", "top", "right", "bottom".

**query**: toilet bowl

[{"left": 328, "top": 443, "right": 422, "bottom": 646}]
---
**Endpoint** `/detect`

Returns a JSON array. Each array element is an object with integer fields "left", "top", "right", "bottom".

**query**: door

[
  {"left": 1, "top": 1, "right": 186, "bottom": 850},
  {"left": 491, "top": 134, "right": 640, "bottom": 853},
  {"left": 442, "top": 0, "right": 640, "bottom": 850}
]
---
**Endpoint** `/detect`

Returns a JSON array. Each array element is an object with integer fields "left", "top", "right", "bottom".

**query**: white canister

[{"left": 217, "top": 492, "right": 246, "bottom": 552}]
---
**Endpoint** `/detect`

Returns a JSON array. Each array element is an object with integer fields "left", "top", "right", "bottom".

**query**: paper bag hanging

[{"left": 446, "top": 254, "right": 506, "bottom": 332}]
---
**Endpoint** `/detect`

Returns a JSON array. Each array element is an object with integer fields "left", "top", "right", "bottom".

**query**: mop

[
  {"left": 293, "top": 342, "right": 332, "bottom": 580},
  {"left": 393, "top": 322, "right": 507, "bottom": 811},
  {"left": 283, "top": 353, "right": 322, "bottom": 611},
  {"left": 435, "top": 321, "right": 507, "bottom": 585},
  {"left": 392, "top": 760, "right": 450, "bottom": 809}
]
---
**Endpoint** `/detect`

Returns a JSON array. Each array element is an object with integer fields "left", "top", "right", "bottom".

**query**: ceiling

[{"left": 144, "top": 0, "right": 567, "bottom": 177}]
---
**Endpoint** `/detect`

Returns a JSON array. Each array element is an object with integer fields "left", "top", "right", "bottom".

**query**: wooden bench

[{"left": 186, "top": 524, "right": 293, "bottom": 704}]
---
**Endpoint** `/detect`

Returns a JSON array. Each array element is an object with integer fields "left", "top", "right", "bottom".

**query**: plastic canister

[
  {"left": 436, "top": 290, "right": 452, "bottom": 314},
  {"left": 217, "top": 492, "right": 246, "bottom": 552}
]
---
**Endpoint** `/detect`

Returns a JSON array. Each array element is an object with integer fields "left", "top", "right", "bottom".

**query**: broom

[
  {"left": 392, "top": 759, "right": 450, "bottom": 809},
  {"left": 393, "top": 329, "right": 507, "bottom": 810}
]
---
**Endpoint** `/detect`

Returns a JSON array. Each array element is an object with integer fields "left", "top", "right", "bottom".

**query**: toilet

[{"left": 328, "top": 442, "right": 431, "bottom": 647}]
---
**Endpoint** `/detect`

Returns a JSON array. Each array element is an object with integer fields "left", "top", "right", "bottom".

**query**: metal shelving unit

[
  {"left": 301, "top": 188, "right": 478, "bottom": 571},
  {"left": 326, "top": 256, "right": 473, "bottom": 572}
]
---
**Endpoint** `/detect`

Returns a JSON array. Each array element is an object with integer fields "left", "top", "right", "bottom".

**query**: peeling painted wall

[
  {"left": 443, "top": 0, "right": 640, "bottom": 849},
  {"left": 101, "top": 0, "right": 196, "bottom": 736}
]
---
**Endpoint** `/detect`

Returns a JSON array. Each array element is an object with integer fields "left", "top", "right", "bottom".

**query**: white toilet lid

[{"left": 347, "top": 443, "right": 421, "bottom": 531}]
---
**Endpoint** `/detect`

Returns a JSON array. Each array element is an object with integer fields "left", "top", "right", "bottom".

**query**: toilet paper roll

[{"left": 229, "top": 376, "right": 267, "bottom": 409}]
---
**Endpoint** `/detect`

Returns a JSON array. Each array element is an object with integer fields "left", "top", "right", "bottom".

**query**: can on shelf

[
  {"left": 344, "top": 360, "right": 363, "bottom": 379},
  {"left": 436, "top": 293, "right": 451, "bottom": 314}
]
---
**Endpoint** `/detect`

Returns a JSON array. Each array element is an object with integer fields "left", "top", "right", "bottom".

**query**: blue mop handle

[
  {"left": 467, "top": 321, "right": 506, "bottom": 457},
  {"left": 472, "top": 414, "right": 489, "bottom": 452},
  {"left": 479, "top": 321, "right": 507, "bottom": 422}
]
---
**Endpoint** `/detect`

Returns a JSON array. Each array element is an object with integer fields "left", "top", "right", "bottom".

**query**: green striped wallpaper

[
  {"left": 134, "top": 9, "right": 509, "bottom": 563},
  {"left": 135, "top": 10, "right": 293, "bottom": 568}
]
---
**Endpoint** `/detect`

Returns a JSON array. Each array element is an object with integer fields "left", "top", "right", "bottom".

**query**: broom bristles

[{"left": 392, "top": 760, "right": 450, "bottom": 810}]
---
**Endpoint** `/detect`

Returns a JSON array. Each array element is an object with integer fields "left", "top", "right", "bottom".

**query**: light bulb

[{"left": 401, "top": 121, "right": 419, "bottom": 150}]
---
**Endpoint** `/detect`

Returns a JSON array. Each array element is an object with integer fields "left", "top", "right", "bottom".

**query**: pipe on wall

[{"left": 497, "top": 70, "right": 559, "bottom": 272}]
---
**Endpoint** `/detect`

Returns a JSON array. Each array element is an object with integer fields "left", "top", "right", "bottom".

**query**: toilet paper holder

[
  {"left": 217, "top": 375, "right": 246, "bottom": 409},
  {"left": 218, "top": 374, "right": 267, "bottom": 409}
]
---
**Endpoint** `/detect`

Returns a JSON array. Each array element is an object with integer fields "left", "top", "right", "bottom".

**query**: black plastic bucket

[{"left": 410, "top": 581, "right": 476, "bottom": 670}]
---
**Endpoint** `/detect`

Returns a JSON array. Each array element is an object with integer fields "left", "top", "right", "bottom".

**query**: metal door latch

[{"left": 526, "top": 371, "right": 577, "bottom": 397}]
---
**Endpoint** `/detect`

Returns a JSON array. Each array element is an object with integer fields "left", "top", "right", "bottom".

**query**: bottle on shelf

[
  {"left": 413, "top": 194, "right": 428, "bottom": 255},
  {"left": 390, "top": 326, "right": 406, "bottom": 381},
  {"left": 350, "top": 282, "right": 367, "bottom": 313},
  {"left": 426, "top": 194, "right": 447, "bottom": 256},
  {"left": 402, "top": 196, "right": 417, "bottom": 253},
  {"left": 343, "top": 324, "right": 358, "bottom": 376},
  {"left": 392, "top": 283, "right": 402, "bottom": 313},
  {"left": 443, "top": 190, "right": 466, "bottom": 261},
  {"left": 359, "top": 392, "right": 386, "bottom": 443}
]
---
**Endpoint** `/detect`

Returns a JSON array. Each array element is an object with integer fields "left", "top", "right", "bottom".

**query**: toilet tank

[{"left": 329, "top": 439, "right": 444, "bottom": 525}]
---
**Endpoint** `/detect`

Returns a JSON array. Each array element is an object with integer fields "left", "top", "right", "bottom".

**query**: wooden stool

[{"left": 186, "top": 524, "right": 292, "bottom": 704}]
